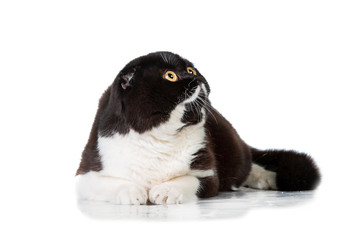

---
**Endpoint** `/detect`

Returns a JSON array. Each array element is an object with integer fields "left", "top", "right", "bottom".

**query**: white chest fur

[{"left": 97, "top": 103, "right": 206, "bottom": 189}]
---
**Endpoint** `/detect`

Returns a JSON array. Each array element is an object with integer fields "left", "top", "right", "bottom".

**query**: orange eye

[
  {"left": 187, "top": 67, "right": 197, "bottom": 75},
  {"left": 164, "top": 71, "right": 178, "bottom": 82}
]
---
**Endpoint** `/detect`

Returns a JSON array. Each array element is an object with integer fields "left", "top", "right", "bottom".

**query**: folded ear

[{"left": 119, "top": 68, "right": 136, "bottom": 90}]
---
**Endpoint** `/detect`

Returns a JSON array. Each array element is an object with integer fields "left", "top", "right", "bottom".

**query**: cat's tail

[{"left": 243, "top": 148, "right": 321, "bottom": 191}]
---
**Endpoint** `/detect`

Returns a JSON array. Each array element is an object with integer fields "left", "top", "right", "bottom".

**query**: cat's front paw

[
  {"left": 149, "top": 184, "right": 184, "bottom": 205},
  {"left": 116, "top": 184, "right": 148, "bottom": 205}
]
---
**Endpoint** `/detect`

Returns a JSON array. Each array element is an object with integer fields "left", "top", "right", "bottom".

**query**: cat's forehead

[
  {"left": 126, "top": 52, "right": 194, "bottom": 70},
  {"left": 150, "top": 52, "right": 193, "bottom": 69},
  {"left": 158, "top": 52, "right": 185, "bottom": 66}
]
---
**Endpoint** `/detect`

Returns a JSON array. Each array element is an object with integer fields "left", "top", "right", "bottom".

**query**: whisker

[
  {"left": 192, "top": 100, "right": 200, "bottom": 122},
  {"left": 196, "top": 97, "right": 218, "bottom": 124},
  {"left": 187, "top": 80, "right": 197, "bottom": 88}
]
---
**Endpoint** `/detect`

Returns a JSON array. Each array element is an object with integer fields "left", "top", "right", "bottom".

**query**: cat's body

[{"left": 76, "top": 52, "right": 320, "bottom": 204}]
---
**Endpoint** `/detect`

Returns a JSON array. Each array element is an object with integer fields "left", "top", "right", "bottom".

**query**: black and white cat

[{"left": 76, "top": 52, "right": 320, "bottom": 205}]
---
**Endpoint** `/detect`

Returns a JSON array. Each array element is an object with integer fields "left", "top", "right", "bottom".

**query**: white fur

[
  {"left": 76, "top": 86, "right": 209, "bottom": 204},
  {"left": 200, "top": 83, "right": 208, "bottom": 96},
  {"left": 189, "top": 169, "right": 214, "bottom": 178},
  {"left": 149, "top": 176, "right": 199, "bottom": 204},
  {"left": 241, "top": 163, "right": 277, "bottom": 190},
  {"left": 76, "top": 172, "right": 148, "bottom": 204},
  {"left": 184, "top": 86, "right": 201, "bottom": 103}
]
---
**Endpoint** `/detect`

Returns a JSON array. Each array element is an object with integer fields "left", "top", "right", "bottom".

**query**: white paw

[
  {"left": 254, "top": 177, "right": 276, "bottom": 190},
  {"left": 243, "top": 164, "right": 277, "bottom": 190},
  {"left": 115, "top": 184, "right": 148, "bottom": 205},
  {"left": 149, "top": 184, "right": 184, "bottom": 205}
]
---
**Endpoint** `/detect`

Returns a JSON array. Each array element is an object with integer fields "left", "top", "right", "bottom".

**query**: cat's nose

[{"left": 195, "top": 76, "right": 205, "bottom": 85}]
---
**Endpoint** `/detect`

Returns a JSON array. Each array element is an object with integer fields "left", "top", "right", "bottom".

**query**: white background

[{"left": 0, "top": 0, "right": 359, "bottom": 239}]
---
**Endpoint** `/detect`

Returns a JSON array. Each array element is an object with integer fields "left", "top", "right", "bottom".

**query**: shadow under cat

[{"left": 77, "top": 187, "right": 316, "bottom": 220}]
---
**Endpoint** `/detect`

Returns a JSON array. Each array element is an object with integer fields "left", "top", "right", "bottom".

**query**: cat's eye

[
  {"left": 164, "top": 71, "right": 178, "bottom": 82},
  {"left": 187, "top": 67, "right": 197, "bottom": 75}
]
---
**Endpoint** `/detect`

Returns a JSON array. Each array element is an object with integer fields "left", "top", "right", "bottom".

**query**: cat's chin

[
  {"left": 200, "top": 83, "right": 208, "bottom": 97},
  {"left": 183, "top": 86, "right": 202, "bottom": 104},
  {"left": 183, "top": 84, "right": 208, "bottom": 103}
]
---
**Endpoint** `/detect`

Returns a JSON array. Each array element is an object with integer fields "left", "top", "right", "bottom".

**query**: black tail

[{"left": 250, "top": 148, "right": 321, "bottom": 191}]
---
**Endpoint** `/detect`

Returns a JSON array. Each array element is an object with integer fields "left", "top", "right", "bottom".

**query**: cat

[{"left": 75, "top": 51, "right": 320, "bottom": 205}]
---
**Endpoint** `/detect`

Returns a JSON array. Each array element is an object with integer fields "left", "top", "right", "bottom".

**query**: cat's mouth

[
  {"left": 184, "top": 84, "right": 208, "bottom": 104},
  {"left": 180, "top": 85, "right": 208, "bottom": 125},
  {"left": 199, "top": 83, "right": 208, "bottom": 96},
  {"left": 199, "top": 85, "right": 207, "bottom": 100}
]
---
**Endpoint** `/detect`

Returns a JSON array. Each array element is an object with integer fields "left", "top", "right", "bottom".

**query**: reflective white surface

[
  {"left": 1, "top": 1, "right": 360, "bottom": 239},
  {"left": 78, "top": 188, "right": 315, "bottom": 220}
]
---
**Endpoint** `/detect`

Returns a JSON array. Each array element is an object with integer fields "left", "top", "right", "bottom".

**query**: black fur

[
  {"left": 76, "top": 51, "right": 321, "bottom": 194},
  {"left": 251, "top": 149, "right": 321, "bottom": 191}
]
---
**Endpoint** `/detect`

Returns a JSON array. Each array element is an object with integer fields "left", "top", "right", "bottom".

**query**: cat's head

[{"left": 100, "top": 51, "right": 211, "bottom": 135}]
